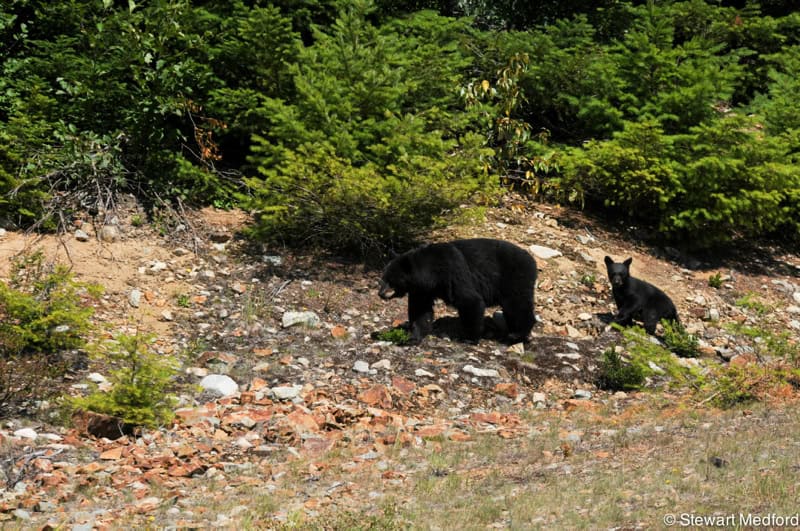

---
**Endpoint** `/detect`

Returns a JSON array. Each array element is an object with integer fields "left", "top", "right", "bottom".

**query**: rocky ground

[{"left": 1, "top": 199, "right": 799, "bottom": 529}]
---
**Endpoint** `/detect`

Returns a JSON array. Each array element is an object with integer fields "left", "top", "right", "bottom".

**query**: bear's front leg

[
  {"left": 408, "top": 292, "right": 434, "bottom": 343},
  {"left": 456, "top": 294, "right": 485, "bottom": 344}
]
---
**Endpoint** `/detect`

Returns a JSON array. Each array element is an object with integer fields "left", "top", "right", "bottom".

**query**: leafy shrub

[
  {"left": 708, "top": 272, "right": 723, "bottom": 289},
  {"left": 246, "top": 134, "right": 491, "bottom": 256},
  {"left": 376, "top": 328, "right": 412, "bottom": 345},
  {"left": 0, "top": 250, "right": 101, "bottom": 415},
  {"left": 0, "top": 250, "right": 101, "bottom": 356},
  {"left": 596, "top": 348, "right": 645, "bottom": 391},
  {"left": 661, "top": 319, "right": 699, "bottom": 358},
  {"left": 70, "top": 332, "right": 179, "bottom": 429}
]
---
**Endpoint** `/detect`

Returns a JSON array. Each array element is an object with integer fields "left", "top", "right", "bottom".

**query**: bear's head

[
  {"left": 378, "top": 253, "right": 413, "bottom": 300},
  {"left": 604, "top": 256, "right": 633, "bottom": 289}
]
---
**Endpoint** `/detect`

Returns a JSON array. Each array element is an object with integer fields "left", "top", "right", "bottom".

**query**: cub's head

[
  {"left": 604, "top": 256, "right": 632, "bottom": 288},
  {"left": 378, "top": 253, "right": 412, "bottom": 300}
]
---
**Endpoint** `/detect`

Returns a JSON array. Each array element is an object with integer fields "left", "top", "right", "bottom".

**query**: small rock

[
  {"left": 87, "top": 373, "right": 107, "bottom": 384},
  {"left": 0, "top": 228, "right": 6, "bottom": 238},
  {"left": 161, "top": 310, "right": 174, "bottom": 321},
  {"left": 706, "top": 308, "right": 720, "bottom": 321},
  {"left": 74, "top": 229, "right": 90, "bottom": 242},
  {"left": 13, "top": 428, "right": 38, "bottom": 440},
  {"left": 415, "top": 368, "right": 435, "bottom": 378},
  {"left": 371, "top": 359, "right": 391, "bottom": 370},
  {"left": 578, "top": 313, "right": 592, "bottom": 321},
  {"left": 149, "top": 261, "right": 168, "bottom": 274},
  {"left": 12, "top": 509, "right": 31, "bottom": 521},
  {"left": 128, "top": 289, "right": 142, "bottom": 308},
  {"left": 353, "top": 360, "right": 371, "bottom": 373},
  {"left": 234, "top": 437, "right": 254, "bottom": 450},
  {"left": 573, "top": 389, "right": 593, "bottom": 400},
  {"left": 794, "top": 292, "right": 800, "bottom": 305},
  {"left": 506, "top": 342, "right": 525, "bottom": 355},
  {"left": 462, "top": 365, "right": 500, "bottom": 378},
  {"left": 99, "top": 225, "right": 119, "bottom": 242},
  {"left": 282, "top": 311, "right": 321, "bottom": 328},
  {"left": 199, "top": 374, "right": 239, "bottom": 397},
  {"left": 532, "top": 392, "right": 547, "bottom": 404},
  {"left": 529, "top": 244, "right": 562, "bottom": 260},
  {"left": 271, "top": 384, "right": 303, "bottom": 400}
]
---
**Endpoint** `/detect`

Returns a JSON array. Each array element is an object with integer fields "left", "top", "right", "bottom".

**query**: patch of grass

[
  {"left": 734, "top": 292, "right": 772, "bottom": 316},
  {"left": 579, "top": 273, "right": 596, "bottom": 288},
  {"left": 708, "top": 272, "right": 723, "bottom": 289},
  {"left": 726, "top": 323, "right": 800, "bottom": 365},
  {"left": 130, "top": 213, "right": 144, "bottom": 227},
  {"left": 617, "top": 325, "right": 704, "bottom": 388},
  {"left": 175, "top": 293, "right": 191, "bottom": 308}
]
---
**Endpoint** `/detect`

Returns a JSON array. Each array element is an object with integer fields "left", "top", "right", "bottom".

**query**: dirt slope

[{"left": 1, "top": 201, "right": 799, "bottom": 529}]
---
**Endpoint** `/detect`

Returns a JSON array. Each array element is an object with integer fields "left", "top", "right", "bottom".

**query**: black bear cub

[
  {"left": 379, "top": 238, "right": 538, "bottom": 344},
  {"left": 604, "top": 256, "right": 679, "bottom": 334}
]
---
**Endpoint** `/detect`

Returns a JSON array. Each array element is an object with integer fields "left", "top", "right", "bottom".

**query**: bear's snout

[{"left": 378, "top": 280, "right": 396, "bottom": 299}]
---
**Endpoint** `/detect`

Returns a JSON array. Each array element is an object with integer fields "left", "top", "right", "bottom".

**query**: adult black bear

[
  {"left": 604, "top": 256, "right": 679, "bottom": 334},
  {"left": 379, "top": 238, "right": 537, "bottom": 344}
]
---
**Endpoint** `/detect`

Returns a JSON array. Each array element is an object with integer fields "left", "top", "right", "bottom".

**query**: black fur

[
  {"left": 379, "top": 239, "right": 538, "bottom": 344},
  {"left": 604, "top": 256, "right": 679, "bottom": 334}
]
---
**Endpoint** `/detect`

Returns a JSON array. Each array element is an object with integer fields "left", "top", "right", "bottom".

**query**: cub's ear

[
  {"left": 604, "top": 256, "right": 613, "bottom": 266},
  {"left": 623, "top": 257, "right": 633, "bottom": 267}
]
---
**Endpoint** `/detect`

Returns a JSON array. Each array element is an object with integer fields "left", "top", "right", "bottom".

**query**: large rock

[{"left": 199, "top": 374, "right": 239, "bottom": 397}]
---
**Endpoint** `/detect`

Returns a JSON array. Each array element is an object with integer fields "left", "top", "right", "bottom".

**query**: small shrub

[
  {"left": 376, "top": 328, "right": 412, "bottom": 345},
  {"left": 0, "top": 250, "right": 100, "bottom": 415},
  {"left": 661, "top": 319, "right": 699, "bottom": 358},
  {"left": 70, "top": 332, "right": 179, "bottom": 429},
  {"left": 705, "top": 364, "right": 761, "bottom": 409},
  {"left": 708, "top": 272, "right": 723, "bottom": 289},
  {"left": 175, "top": 293, "right": 191, "bottom": 308},
  {"left": 0, "top": 251, "right": 101, "bottom": 356},
  {"left": 579, "top": 273, "right": 596, "bottom": 287},
  {"left": 596, "top": 348, "right": 645, "bottom": 391}
]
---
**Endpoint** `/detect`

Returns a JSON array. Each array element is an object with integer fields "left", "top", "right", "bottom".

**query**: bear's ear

[
  {"left": 604, "top": 256, "right": 613, "bottom": 266},
  {"left": 623, "top": 257, "right": 633, "bottom": 267}
]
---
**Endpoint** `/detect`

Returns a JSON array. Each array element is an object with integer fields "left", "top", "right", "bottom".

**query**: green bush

[
  {"left": 596, "top": 348, "right": 645, "bottom": 391},
  {"left": 0, "top": 250, "right": 101, "bottom": 415},
  {"left": 70, "top": 332, "right": 179, "bottom": 429},
  {"left": 0, "top": 251, "right": 101, "bottom": 356},
  {"left": 376, "top": 327, "right": 412, "bottom": 345},
  {"left": 661, "top": 319, "right": 699, "bottom": 358},
  {"left": 244, "top": 5, "right": 493, "bottom": 256}
]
